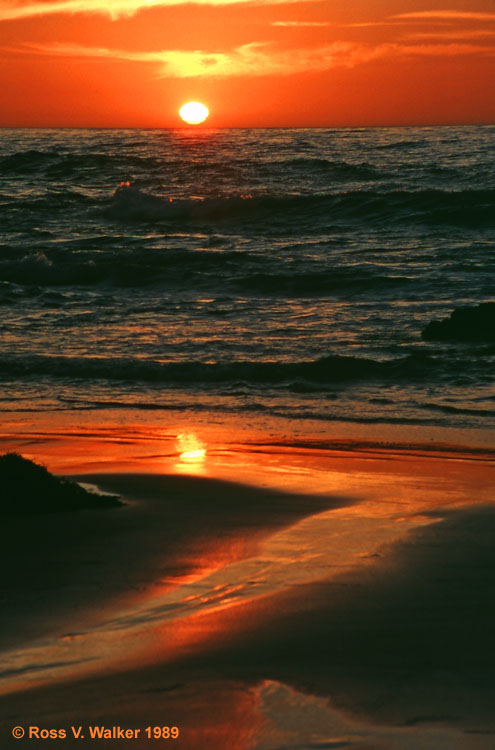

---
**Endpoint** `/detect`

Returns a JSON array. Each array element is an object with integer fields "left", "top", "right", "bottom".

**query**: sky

[{"left": 1, "top": 0, "right": 495, "bottom": 126}]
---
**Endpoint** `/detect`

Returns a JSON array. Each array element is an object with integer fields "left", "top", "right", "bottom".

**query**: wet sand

[{"left": 1, "top": 425, "right": 495, "bottom": 749}]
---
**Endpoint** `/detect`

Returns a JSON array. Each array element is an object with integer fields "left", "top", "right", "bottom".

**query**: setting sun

[{"left": 179, "top": 102, "right": 209, "bottom": 125}]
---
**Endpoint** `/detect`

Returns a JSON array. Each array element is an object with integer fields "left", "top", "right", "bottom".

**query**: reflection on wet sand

[
  {"left": 1, "top": 427, "right": 495, "bottom": 748},
  {"left": 0, "top": 470, "right": 352, "bottom": 692}
]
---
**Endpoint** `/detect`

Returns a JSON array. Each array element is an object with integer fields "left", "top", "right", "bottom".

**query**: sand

[{"left": 1, "top": 420, "right": 495, "bottom": 749}]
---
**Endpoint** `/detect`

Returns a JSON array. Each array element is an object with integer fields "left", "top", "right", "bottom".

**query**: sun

[{"left": 179, "top": 101, "right": 209, "bottom": 125}]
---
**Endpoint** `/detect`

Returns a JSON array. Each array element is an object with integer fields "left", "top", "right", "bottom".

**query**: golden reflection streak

[
  {"left": 180, "top": 449, "right": 206, "bottom": 460},
  {"left": 175, "top": 431, "right": 207, "bottom": 473}
]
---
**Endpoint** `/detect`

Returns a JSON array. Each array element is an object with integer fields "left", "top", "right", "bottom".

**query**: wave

[
  {"left": 232, "top": 269, "right": 412, "bottom": 296},
  {"left": 0, "top": 247, "right": 413, "bottom": 293},
  {"left": 0, "top": 150, "right": 156, "bottom": 178},
  {"left": 0, "top": 150, "right": 382, "bottom": 181},
  {"left": 0, "top": 150, "right": 56, "bottom": 174},
  {"left": 0, "top": 252, "right": 105, "bottom": 286},
  {"left": 0, "top": 351, "right": 469, "bottom": 388},
  {"left": 2, "top": 179, "right": 493, "bottom": 229},
  {"left": 423, "top": 403, "right": 495, "bottom": 417},
  {"left": 105, "top": 184, "right": 495, "bottom": 228},
  {"left": 283, "top": 158, "right": 382, "bottom": 180},
  {"left": 0, "top": 246, "right": 247, "bottom": 288},
  {"left": 373, "top": 139, "right": 431, "bottom": 151},
  {"left": 104, "top": 185, "right": 267, "bottom": 222},
  {"left": 29, "top": 397, "right": 495, "bottom": 430}
]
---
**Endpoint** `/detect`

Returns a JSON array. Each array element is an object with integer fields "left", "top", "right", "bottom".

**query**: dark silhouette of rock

[
  {"left": 0, "top": 453, "right": 121, "bottom": 515},
  {"left": 422, "top": 302, "right": 495, "bottom": 342}
]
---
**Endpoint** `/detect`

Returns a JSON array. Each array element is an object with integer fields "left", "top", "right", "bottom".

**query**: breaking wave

[{"left": 105, "top": 184, "right": 495, "bottom": 228}]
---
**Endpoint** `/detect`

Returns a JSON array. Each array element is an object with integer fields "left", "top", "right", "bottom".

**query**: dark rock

[
  {"left": 422, "top": 302, "right": 495, "bottom": 342},
  {"left": 0, "top": 453, "right": 121, "bottom": 515}
]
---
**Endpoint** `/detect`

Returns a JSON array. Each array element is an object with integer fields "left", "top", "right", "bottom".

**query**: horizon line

[{"left": 1, "top": 122, "right": 494, "bottom": 130}]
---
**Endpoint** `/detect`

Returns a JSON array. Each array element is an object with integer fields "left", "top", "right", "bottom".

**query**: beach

[
  {"left": 1, "top": 125, "right": 494, "bottom": 747},
  {"left": 1, "top": 417, "right": 495, "bottom": 749}
]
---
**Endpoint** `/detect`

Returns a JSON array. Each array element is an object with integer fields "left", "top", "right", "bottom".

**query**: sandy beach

[{"left": 1, "top": 419, "right": 495, "bottom": 749}]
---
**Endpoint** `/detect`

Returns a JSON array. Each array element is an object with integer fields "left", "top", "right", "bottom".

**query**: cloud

[
  {"left": 21, "top": 40, "right": 381, "bottom": 76},
  {"left": 345, "top": 9, "right": 495, "bottom": 29},
  {"left": 392, "top": 10, "right": 495, "bottom": 22},
  {"left": 4, "top": 0, "right": 495, "bottom": 25},
  {"left": 344, "top": 21, "right": 406, "bottom": 28},
  {"left": 406, "top": 30, "right": 495, "bottom": 41},
  {"left": 15, "top": 36, "right": 495, "bottom": 79},
  {"left": 0, "top": 0, "right": 306, "bottom": 22},
  {"left": 397, "top": 42, "right": 495, "bottom": 57},
  {"left": 271, "top": 21, "right": 330, "bottom": 28}
]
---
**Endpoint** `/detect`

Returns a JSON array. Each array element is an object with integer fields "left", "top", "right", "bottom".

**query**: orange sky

[{"left": 1, "top": 0, "right": 495, "bottom": 126}]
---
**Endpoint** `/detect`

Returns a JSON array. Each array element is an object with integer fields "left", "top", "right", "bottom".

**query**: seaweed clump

[{"left": 0, "top": 453, "right": 121, "bottom": 515}]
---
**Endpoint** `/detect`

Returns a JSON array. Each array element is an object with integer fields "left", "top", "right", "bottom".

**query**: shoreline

[{"left": 1, "top": 406, "right": 493, "bottom": 477}]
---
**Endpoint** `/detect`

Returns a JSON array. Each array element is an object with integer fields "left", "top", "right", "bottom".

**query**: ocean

[{"left": 1, "top": 126, "right": 494, "bottom": 450}]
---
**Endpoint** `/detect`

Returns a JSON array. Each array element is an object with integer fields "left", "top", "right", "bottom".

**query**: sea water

[{"left": 0, "top": 126, "right": 494, "bottom": 445}]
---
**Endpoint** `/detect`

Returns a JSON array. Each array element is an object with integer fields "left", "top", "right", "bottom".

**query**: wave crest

[
  {"left": 0, "top": 351, "right": 449, "bottom": 388},
  {"left": 105, "top": 184, "right": 495, "bottom": 228}
]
